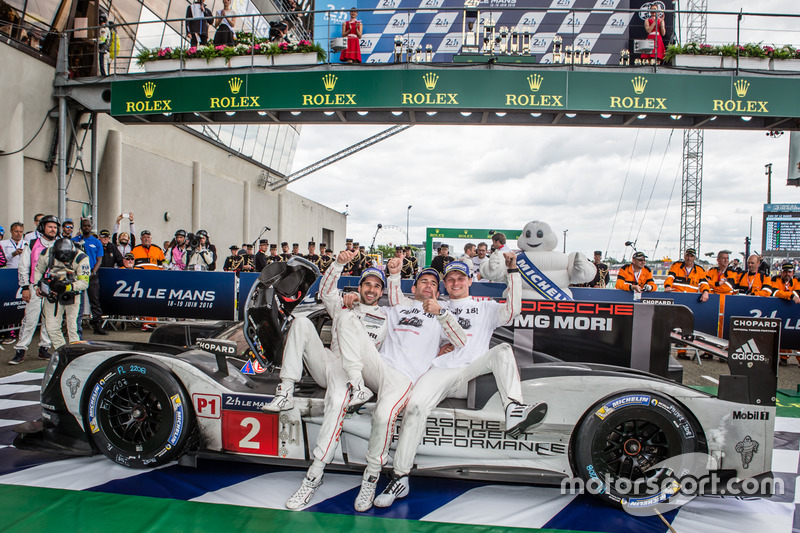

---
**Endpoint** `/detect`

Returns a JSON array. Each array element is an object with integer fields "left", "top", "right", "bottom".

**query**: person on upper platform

[
  {"left": 340, "top": 8, "right": 362, "bottom": 64},
  {"left": 615, "top": 251, "right": 656, "bottom": 293},
  {"left": 663, "top": 248, "right": 710, "bottom": 301},
  {"left": 641, "top": 4, "right": 665, "bottom": 64},
  {"left": 735, "top": 255, "right": 772, "bottom": 297},
  {"left": 706, "top": 250, "right": 739, "bottom": 295}
]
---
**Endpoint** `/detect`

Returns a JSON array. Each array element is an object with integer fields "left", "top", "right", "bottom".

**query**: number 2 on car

[{"left": 222, "top": 411, "right": 279, "bottom": 455}]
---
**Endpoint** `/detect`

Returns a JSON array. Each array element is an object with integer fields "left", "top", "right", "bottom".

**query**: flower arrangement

[
  {"left": 664, "top": 41, "right": 797, "bottom": 64},
  {"left": 135, "top": 39, "right": 326, "bottom": 66}
]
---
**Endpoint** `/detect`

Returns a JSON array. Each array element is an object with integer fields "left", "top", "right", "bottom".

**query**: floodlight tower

[{"left": 679, "top": 0, "right": 707, "bottom": 257}]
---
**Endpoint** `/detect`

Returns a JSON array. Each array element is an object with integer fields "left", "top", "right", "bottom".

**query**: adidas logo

[{"left": 731, "top": 338, "right": 766, "bottom": 362}]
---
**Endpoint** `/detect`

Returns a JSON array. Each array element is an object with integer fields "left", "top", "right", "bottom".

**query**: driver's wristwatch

[{"left": 439, "top": 308, "right": 447, "bottom": 316}]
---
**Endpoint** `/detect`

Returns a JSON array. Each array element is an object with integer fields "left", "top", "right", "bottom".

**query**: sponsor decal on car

[
  {"left": 624, "top": 480, "right": 680, "bottom": 508},
  {"left": 223, "top": 393, "right": 272, "bottom": 412},
  {"left": 88, "top": 382, "right": 104, "bottom": 433},
  {"left": 735, "top": 435, "right": 759, "bottom": 468},
  {"left": 595, "top": 394, "right": 651, "bottom": 419},
  {"left": 413, "top": 416, "right": 567, "bottom": 454},
  {"left": 732, "top": 410, "right": 770, "bottom": 421},
  {"left": 168, "top": 394, "right": 184, "bottom": 446},
  {"left": 730, "top": 338, "right": 766, "bottom": 362},
  {"left": 240, "top": 359, "right": 268, "bottom": 375}
]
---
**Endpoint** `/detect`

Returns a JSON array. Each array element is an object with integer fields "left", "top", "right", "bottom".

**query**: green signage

[
  {"left": 425, "top": 227, "right": 522, "bottom": 267},
  {"left": 111, "top": 68, "right": 800, "bottom": 118}
]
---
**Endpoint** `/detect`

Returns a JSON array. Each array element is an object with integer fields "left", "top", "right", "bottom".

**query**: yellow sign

[
  {"left": 505, "top": 73, "right": 565, "bottom": 107},
  {"left": 402, "top": 73, "right": 458, "bottom": 105},
  {"left": 302, "top": 75, "right": 357, "bottom": 106}
]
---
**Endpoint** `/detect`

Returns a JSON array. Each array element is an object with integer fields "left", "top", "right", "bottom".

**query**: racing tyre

[
  {"left": 572, "top": 391, "right": 703, "bottom": 509},
  {"left": 84, "top": 358, "right": 193, "bottom": 468}
]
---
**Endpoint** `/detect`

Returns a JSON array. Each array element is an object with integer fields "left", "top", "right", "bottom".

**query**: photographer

[
  {"left": 33, "top": 239, "right": 90, "bottom": 351},
  {"left": 166, "top": 229, "right": 188, "bottom": 271},
  {"left": 185, "top": 232, "right": 214, "bottom": 271}
]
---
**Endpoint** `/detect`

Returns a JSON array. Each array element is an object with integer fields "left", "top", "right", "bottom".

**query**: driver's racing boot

[
  {"left": 354, "top": 471, "right": 379, "bottom": 512},
  {"left": 286, "top": 474, "right": 323, "bottom": 510},
  {"left": 346, "top": 380, "right": 374, "bottom": 412},
  {"left": 374, "top": 473, "right": 409, "bottom": 508},
  {"left": 262, "top": 383, "right": 294, "bottom": 412},
  {"left": 505, "top": 401, "right": 547, "bottom": 439}
]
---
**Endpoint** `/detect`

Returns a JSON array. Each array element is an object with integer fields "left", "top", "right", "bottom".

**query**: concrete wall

[{"left": 0, "top": 41, "right": 346, "bottom": 252}]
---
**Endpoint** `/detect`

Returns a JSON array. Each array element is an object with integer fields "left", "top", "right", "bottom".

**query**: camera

[{"left": 186, "top": 232, "right": 201, "bottom": 250}]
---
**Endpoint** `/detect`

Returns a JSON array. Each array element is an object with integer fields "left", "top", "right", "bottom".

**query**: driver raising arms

[
  {"left": 374, "top": 257, "right": 547, "bottom": 509},
  {"left": 263, "top": 250, "right": 388, "bottom": 510}
]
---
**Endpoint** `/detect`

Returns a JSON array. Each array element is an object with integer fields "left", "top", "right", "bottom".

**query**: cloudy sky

[{"left": 288, "top": 1, "right": 800, "bottom": 262}]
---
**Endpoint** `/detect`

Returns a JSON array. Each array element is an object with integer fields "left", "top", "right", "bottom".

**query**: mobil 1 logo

[{"left": 727, "top": 316, "right": 780, "bottom": 406}]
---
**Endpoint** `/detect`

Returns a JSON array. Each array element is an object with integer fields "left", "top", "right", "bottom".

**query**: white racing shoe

[
  {"left": 262, "top": 384, "right": 295, "bottom": 412},
  {"left": 374, "top": 474, "right": 408, "bottom": 508},
  {"left": 346, "top": 381, "right": 374, "bottom": 412},
  {"left": 354, "top": 473, "right": 379, "bottom": 512},
  {"left": 285, "top": 475, "right": 323, "bottom": 510},
  {"left": 505, "top": 401, "right": 547, "bottom": 439}
]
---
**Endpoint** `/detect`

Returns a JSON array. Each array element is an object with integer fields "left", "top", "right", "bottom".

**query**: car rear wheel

[
  {"left": 84, "top": 358, "right": 193, "bottom": 468},
  {"left": 572, "top": 391, "right": 703, "bottom": 509}
]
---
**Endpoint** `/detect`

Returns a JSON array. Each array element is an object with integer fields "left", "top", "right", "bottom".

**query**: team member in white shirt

[
  {"left": 374, "top": 256, "right": 547, "bottom": 508},
  {"left": 336, "top": 258, "right": 466, "bottom": 512},
  {"left": 264, "top": 250, "right": 387, "bottom": 510}
]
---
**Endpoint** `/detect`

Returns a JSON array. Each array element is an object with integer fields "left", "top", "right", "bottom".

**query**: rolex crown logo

[
  {"left": 423, "top": 72, "right": 439, "bottom": 90},
  {"left": 631, "top": 76, "right": 647, "bottom": 94},
  {"left": 142, "top": 81, "right": 156, "bottom": 99},
  {"left": 527, "top": 73, "right": 543, "bottom": 92},
  {"left": 322, "top": 73, "right": 338, "bottom": 91},
  {"left": 228, "top": 76, "right": 243, "bottom": 94},
  {"left": 734, "top": 79, "right": 750, "bottom": 98}
]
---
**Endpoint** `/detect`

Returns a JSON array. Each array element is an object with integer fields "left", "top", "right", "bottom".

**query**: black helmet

[
  {"left": 37, "top": 215, "right": 61, "bottom": 235},
  {"left": 175, "top": 229, "right": 187, "bottom": 237},
  {"left": 52, "top": 238, "right": 78, "bottom": 263}
]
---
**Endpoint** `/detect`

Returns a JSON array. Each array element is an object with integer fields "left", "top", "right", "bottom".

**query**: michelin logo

[
  {"left": 595, "top": 394, "right": 651, "bottom": 419},
  {"left": 730, "top": 338, "right": 766, "bottom": 362}
]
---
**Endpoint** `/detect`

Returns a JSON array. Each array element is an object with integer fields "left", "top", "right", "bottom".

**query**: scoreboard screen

[{"left": 763, "top": 203, "right": 800, "bottom": 252}]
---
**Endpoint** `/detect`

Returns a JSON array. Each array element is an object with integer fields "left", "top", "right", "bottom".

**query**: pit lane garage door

[{"left": 1, "top": 370, "right": 799, "bottom": 533}]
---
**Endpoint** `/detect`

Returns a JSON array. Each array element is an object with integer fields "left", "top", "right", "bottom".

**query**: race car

[{"left": 14, "top": 258, "right": 778, "bottom": 512}]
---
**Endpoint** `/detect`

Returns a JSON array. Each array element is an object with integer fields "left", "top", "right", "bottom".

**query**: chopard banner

[
  {"left": 515, "top": 252, "right": 572, "bottom": 301},
  {"left": 98, "top": 268, "right": 236, "bottom": 320}
]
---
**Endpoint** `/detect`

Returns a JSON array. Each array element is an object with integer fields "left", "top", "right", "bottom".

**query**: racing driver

[
  {"left": 263, "top": 250, "right": 387, "bottom": 510},
  {"left": 374, "top": 257, "right": 548, "bottom": 509}
]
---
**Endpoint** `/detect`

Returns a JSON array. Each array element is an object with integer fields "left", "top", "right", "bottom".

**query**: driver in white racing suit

[
  {"left": 336, "top": 258, "right": 467, "bottom": 512},
  {"left": 374, "top": 257, "right": 548, "bottom": 508},
  {"left": 262, "top": 250, "right": 387, "bottom": 510}
]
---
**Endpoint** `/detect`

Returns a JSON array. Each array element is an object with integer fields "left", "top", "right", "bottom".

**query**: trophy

[
  {"left": 414, "top": 45, "right": 422, "bottom": 63},
  {"left": 483, "top": 16, "right": 495, "bottom": 55},
  {"left": 461, "top": 2, "right": 480, "bottom": 54},
  {"left": 552, "top": 35, "right": 562, "bottom": 63},
  {"left": 425, "top": 44, "right": 433, "bottom": 62},
  {"left": 522, "top": 31, "right": 531, "bottom": 55},
  {"left": 634, "top": 58, "right": 641, "bottom": 66},
  {"left": 394, "top": 36, "right": 404, "bottom": 63},
  {"left": 509, "top": 31, "right": 519, "bottom": 54},
  {"left": 498, "top": 26, "right": 508, "bottom": 54},
  {"left": 582, "top": 46, "right": 591, "bottom": 65},
  {"left": 620, "top": 49, "right": 630, "bottom": 66},
  {"left": 565, "top": 45, "right": 573, "bottom": 64},
  {"left": 407, "top": 46, "right": 414, "bottom": 63}
]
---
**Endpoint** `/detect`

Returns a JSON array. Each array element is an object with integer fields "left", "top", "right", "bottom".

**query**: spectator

[
  {"left": 707, "top": 250, "right": 738, "bottom": 295},
  {"left": 186, "top": 0, "right": 212, "bottom": 48},
  {"left": 756, "top": 253, "right": 771, "bottom": 277},
  {"left": 268, "top": 19, "right": 289, "bottom": 43},
  {"left": 196, "top": 230, "right": 217, "bottom": 270},
  {"left": 162, "top": 240, "right": 171, "bottom": 250},
  {"left": 1, "top": 222, "right": 25, "bottom": 269},
  {"left": 430, "top": 244, "right": 454, "bottom": 277},
  {"left": 587, "top": 251, "right": 610, "bottom": 288},
  {"left": 166, "top": 229, "right": 188, "bottom": 271},
  {"left": 122, "top": 252, "right": 135, "bottom": 269},
  {"left": 113, "top": 213, "right": 136, "bottom": 249},
  {"left": 240, "top": 244, "right": 255, "bottom": 272},
  {"left": 61, "top": 218, "right": 74, "bottom": 238},
  {"left": 98, "top": 229, "right": 124, "bottom": 269},
  {"left": 729, "top": 258, "right": 743, "bottom": 273},
  {"left": 457, "top": 243, "right": 477, "bottom": 279},
  {"left": 255, "top": 239, "right": 269, "bottom": 272},
  {"left": 775, "top": 262, "right": 800, "bottom": 366},
  {"left": 213, "top": 0, "right": 236, "bottom": 47},
  {"left": 615, "top": 251, "right": 656, "bottom": 293},
  {"left": 340, "top": 8, "right": 362, "bottom": 63},
  {"left": 131, "top": 230, "right": 165, "bottom": 269},
  {"left": 663, "top": 248, "right": 710, "bottom": 302},
  {"left": 735, "top": 255, "right": 772, "bottom": 296},
  {"left": 404, "top": 246, "right": 419, "bottom": 278},
  {"left": 396, "top": 246, "right": 413, "bottom": 279},
  {"left": 73, "top": 218, "right": 105, "bottom": 335},
  {"left": 305, "top": 241, "right": 321, "bottom": 268},
  {"left": 223, "top": 245, "right": 244, "bottom": 272},
  {"left": 344, "top": 238, "right": 354, "bottom": 253},
  {"left": 292, "top": 242, "right": 301, "bottom": 256},
  {"left": 319, "top": 243, "right": 333, "bottom": 272},
  {"left": 280, "top": 242, "right": 292, "bottom": 261},
  {"left": 268, "top": 243, "right": 282, "bottom": 264},
  {"left": 23, "top": 213, "right": 44, "bottom": 244},
  {"left": 237, "top": 243, "right": 247, "bottom": 256},
  {"left": 97, "top": 12, "right": 109, "bottom": 76}
]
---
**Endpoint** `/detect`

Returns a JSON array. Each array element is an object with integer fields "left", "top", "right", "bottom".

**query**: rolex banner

[{"left": 727, "top": 316, "right": 780, "bottom": 406}]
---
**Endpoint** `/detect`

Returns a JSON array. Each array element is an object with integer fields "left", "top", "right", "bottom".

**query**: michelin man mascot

[{"left": 480, "top": 221, "right": 596, "bottom": 300}]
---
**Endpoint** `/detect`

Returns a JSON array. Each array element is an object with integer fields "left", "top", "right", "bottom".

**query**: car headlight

[{"left": 41, "top": 351, "right": 60, "bottom": 394}]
